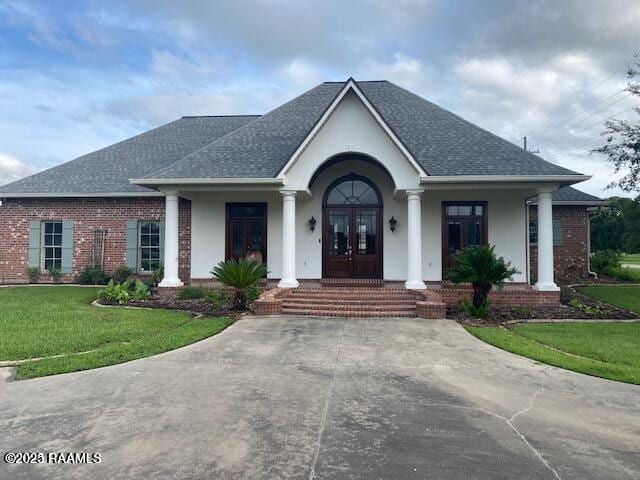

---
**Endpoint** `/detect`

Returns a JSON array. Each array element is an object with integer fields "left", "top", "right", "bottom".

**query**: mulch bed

[
  {"left": 451, "top": 285, "right": 639, "bottom": 325},
  {"left": 97, "top": 297, "right": 245, "bottom": 319}
]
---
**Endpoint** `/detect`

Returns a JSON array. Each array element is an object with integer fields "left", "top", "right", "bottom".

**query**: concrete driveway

[{"left": 1, "top": 317, "right": 639, "bottom": 480}]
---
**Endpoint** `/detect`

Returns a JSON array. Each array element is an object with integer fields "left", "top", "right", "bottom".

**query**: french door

[
  {"left": 323, "top": 206, "right": 382, "bottom": 278},
  {"left": 226, "top": 203, "right": 267, "bottom": 264}
]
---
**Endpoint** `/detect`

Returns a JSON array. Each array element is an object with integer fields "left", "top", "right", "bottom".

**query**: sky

[{"left": 0, "top": 0, "right": 639, "bottom": 197}]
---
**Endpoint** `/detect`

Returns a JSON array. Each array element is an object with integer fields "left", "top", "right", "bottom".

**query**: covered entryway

[{"left": 322, "top": 174, "right": 382, "bottom": 278}]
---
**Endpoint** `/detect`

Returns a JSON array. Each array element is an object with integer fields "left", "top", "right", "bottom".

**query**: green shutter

[
  {"left": 125, "top": 220, "right": 138, "bottom": 270},
  {"left": 61, "top": 220, "right": 74, "bottom": 273},
  {"left": 28, "top": 220, "right": 41, "bottom": 268},
  {"left": 158, "top": 221, "right": 165, "bottom": 268},
  {"left": 553, "top": 219, "right": 563, "bottom": 246}
]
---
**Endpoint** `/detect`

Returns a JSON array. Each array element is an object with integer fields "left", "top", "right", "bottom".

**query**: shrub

[
  {"left": 246, "top": 282, "right": 262, "bottom": 304},
  {"left": 448, "top": 245, "right": 520, "bottom": 309},
  {"left": 211, "top": 258, "right": 267, "bottom": 309},
  {"left": 204, "top": 290, "right": 231, "bottom": 310},
  {"left": 47, "top": 267, "right": 62, "bottom": 283},
  {"left": 610, "top": 266, "right": 640, "bottom": 282},
  {"left": 98, "top": 278, "right": 149, "bottom": 304},
  {"left": 77, "top": 265, "right": 110, "bottom": 285},
  {"left": 113, "top": 265, "right": 135, "bottom": 284},
  {"left": 131, "top": 280, "right": 150, "bottom": 301},
  {"left": 27, "top": 267, "right": 40, "bottom": 283},
  {"left": 99, "top": 279, "right": 131, "bottom": 304},
  {"left": 149, "top": 263, "right": 164, "bottom": 287},
  {"left": 591, "top": 250, "right": 622, "bottom": 276},
  {"left": 177, "top": 287, "right": 206, "bottom": 300},
  {"left": 461, "top": 298, "right": 490, "bottom": 319}
]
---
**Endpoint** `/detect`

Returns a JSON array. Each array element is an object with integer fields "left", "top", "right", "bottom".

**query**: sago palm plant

[
  {"left": 211, "top": 258, "right": 267, "bottom": 309},
  {"left": 448, "top": 245, "right": 520, "bottom": 313}
]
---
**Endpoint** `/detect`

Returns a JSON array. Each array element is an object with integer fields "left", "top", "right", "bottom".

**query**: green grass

[
  {"left": 0, "top": 286, "right": 233, "bottom": 379},
  {"left": 578, "top": 285, "right": 640, "bottom": 314},
  {"left": 466, "top": 322, "right": 640, "bottom": 384},
  {"left": 622, "top": 254, "right": 640, "bottom": 265}
]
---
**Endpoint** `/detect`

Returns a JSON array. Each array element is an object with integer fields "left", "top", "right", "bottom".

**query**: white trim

[
  {"left": 130, "top": 177, "right": 284, "bottom": 186},
  {"left": 420, "top": 174, "right": 591, "bottom": 184},
  {"left": 276, "top": 79, "right": 427, "bottom": 179},
  {"left": 0, "top": 191, "right": 163, "bottom": 198},
  {"left": 530, "top": 200, "right": 608, "bottom": 206}
]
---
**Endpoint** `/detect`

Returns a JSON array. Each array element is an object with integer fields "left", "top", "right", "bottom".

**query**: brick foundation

[
  {"left": 0, "top": 197, "right": 191, "bottom": 283},
  {"left": 437, "top": 285, "right": 560, "bottom": 306},
  {"left": 529, "top": 205, "right": 590, "bottom": 283}
]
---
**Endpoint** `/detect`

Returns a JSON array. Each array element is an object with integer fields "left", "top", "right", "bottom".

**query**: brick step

[
  {"left": 281, "top": 308, "right": 417, "bottom": 318},
  {"left": 282, "top": 302, "right": 416, "bottom": 312},
  {"left": 288, "top": 291, "right": 416, "bottom": 300},
  {"left": 283, "top": 297, "right": 417, "bottom": 306}
]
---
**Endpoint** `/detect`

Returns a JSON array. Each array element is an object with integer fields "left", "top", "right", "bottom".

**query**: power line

[
  {"left": 535, "top": 92, "right": 633, "bottom": 147},
  {"left": 538, "top": 103, "right": 640, "bottom": 162},
  {"left": 533, "top": 88, "right": 626, "bottom": 139},
  {"left": 528, "top": 63, "right": 629, "bottom": 135}
]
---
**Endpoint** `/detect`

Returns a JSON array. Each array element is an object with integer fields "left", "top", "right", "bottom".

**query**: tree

[
  {"left": 590, "top": 196, "right": 640, "bottom": 253},
  {"left": 593, "top": 56, "right": 640, "bottom": 192},
  {"left": 211, "top": 258, "right": 267, "bottom": 309},
  {"left": 448, "top": 245, "right": 520, "bottom": 311}
]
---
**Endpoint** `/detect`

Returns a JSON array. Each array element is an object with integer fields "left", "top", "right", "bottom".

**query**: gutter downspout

[{"left": 586, "top": 206, "right": 605, "bottom": 278}]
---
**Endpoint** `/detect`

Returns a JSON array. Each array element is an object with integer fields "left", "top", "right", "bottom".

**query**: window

[
  {"left": 529, "top": 220, "right": 562, "bottom": 246},
  {"left": 42, "top": 221, "right": 62, "bottom": 270},
  {"left": 529, "top": 221, "right": 538, "bottom": 245},
  {"left": 225, "top": 204, "right": 267, "bottom": 263},
  {"left": 443, "top": 202, "right": 487, "bottom": 272},
  {"left": 139, "top": 222, "right": 161, "bottom": 272},
  {"left": 325, "top": 178, "right": 380, "bottom": 205}
]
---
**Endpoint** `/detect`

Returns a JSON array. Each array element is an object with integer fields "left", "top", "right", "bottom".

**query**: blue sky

[{"left": 1, "top": 0, "right": 639, "bottom": 196}]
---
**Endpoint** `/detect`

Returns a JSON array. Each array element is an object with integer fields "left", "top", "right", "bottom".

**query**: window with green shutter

[
  {"left": 139, "top": 221, "right": 162, "bottom": 272},
  {"left": 42, "top": 221, "right": 63, "bottom": 270}
]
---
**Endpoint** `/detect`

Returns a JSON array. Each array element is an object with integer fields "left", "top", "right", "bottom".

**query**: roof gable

[{"left": 277, "top": 79, "right": 427, "bottom": 180}]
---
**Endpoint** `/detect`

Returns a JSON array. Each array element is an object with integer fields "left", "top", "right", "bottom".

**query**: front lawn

[
  {"left": 577, "top": 285, "right": 640, "bottom": 314},
  {"left": 622, "top": 253, "right": 640, "bottom": 265},
  {"left": 466, "top": 322, "right": 640, "bottom": 384},
  {"left": 0, "top": 286, "right": 233, "bottom": 379}
]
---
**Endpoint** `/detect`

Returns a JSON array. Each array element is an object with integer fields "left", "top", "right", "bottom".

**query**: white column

[
  {"left": 278, "top": 190, "right": 299, "bottom": 288},
  {"left": 534, "top": 188, "right": 559, "bottom": 291},
  {"left": 405, "top": 189, "right": 426, "bottom": 290},
  {"left": 159, "top": 193, "right": 183, "bottom": 287}
]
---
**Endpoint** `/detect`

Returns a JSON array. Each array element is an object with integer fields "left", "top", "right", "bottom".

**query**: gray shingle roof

[
  {"left": 149, "top": 82, "right": 344, "bottom": 179},
  {"left": 552, "top": 186, "right": 604, "bottom": 204},
  {"left": 1, "top": 79, "right": 585, "bottom": 196},
  {"left": 147, "top": 80, "right": 581, "bottom": 180},
  {"left": 357, "top": 81, "right": 580, "bottom": 176},
  {"left": 0, "top": 115, "right": 258, "bottom": 194}
]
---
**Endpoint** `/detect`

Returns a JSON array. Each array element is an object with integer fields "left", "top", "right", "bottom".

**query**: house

[{"left": 0, "top": 79, "right": 605, "bottom": 314}]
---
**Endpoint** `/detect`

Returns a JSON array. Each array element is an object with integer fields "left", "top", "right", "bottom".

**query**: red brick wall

[
  {"left": 0, "top": 197, "right": 191, "bottom": 283},
  {"left": 529, "top": 205, "right": 589, "bottom": 284}
]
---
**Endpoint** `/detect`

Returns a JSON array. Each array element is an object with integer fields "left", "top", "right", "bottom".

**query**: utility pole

[{"left": 523, "top": 136, "right": 540, "bottom": 154}]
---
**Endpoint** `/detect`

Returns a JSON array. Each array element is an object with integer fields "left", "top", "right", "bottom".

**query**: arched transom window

[{"left": 324, "top": 175, "right": 381, "bottom": 206}]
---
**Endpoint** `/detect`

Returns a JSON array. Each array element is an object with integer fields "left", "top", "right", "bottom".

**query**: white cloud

[{"left": 0, "top": 152, "right": 39, "bottom": 186}]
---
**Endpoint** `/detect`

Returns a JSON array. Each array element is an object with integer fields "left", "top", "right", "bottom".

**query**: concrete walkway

[{"left": 1, "top": 317, "right": 638, "bottom": 479}]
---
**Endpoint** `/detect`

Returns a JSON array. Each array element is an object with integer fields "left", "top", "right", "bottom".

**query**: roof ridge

[
  {"left": 181, "top": 114, "right": 262, "bottom": 118},
  {"left": 382, "top": 80, "right": 581, "bottom": 175}
]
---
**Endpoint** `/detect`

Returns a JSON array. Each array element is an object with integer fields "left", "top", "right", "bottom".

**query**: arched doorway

[{"left": 322, "top": 174, "right": 383, "bottom": 278}]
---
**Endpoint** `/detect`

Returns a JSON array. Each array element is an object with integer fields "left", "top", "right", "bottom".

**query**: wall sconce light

[
  {"left": 389, "top": 216, "right": 397, "bottom": 232},
  {"left": 308, "top": 216, "right": 317, "bottom": 232}
]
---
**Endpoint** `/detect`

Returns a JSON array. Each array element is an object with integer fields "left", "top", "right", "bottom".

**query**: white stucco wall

[
  {"left": 422, "top": 189, "right": 529, "bottom": 283},
  {"left": 189, "top": 185, "right": 529, "bottom": 282},
  {"left": 283, "top": 90, "right": 422, "bottom": 191},
  {"left": 190, "top": 191, "right": 282, "bottom": 279}
]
